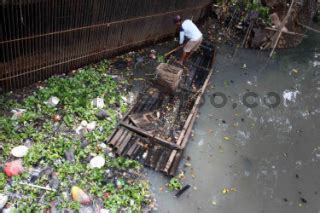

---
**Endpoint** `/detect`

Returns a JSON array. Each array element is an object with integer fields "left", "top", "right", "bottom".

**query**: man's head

[{"left": 174, "top": 15, "right": 182, "bottom": 27}]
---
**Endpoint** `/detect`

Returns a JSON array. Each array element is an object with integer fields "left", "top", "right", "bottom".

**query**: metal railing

[{"left": 0, "top": 0, "right": 212, "bottom": 92}]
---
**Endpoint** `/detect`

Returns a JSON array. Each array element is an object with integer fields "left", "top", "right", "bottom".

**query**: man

[{"left": 174, "top": 15, "right": 203, "bottom": 65}]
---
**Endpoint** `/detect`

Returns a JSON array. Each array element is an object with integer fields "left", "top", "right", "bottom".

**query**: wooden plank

[
  {"left": 108, "top": 128, "right": 125, "bottom": 147},
  {"left": 164, "top": 61, "right": 214, "bottom": 174},
  {"left": 119, "top": 122, "right": 182, "bottom": 150},
  {"left": 116, "top": 132, "right": 133, "bottom": 156},
  {"left": 125, "top": 140, "right": 139, "bottom": 158}
]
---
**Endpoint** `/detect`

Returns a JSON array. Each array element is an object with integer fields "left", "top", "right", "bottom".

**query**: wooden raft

[{"left": 107, "top": 44, "right": 216, "bottom": 176}]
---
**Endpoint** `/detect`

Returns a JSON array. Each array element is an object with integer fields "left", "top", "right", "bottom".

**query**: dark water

[{"left": 147, "top": 23, "right": 320, "bottom": 213}]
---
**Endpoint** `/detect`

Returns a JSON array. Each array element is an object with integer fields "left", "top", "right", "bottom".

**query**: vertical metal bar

[
  {"left": 83, "top": 0, "right": 95, "bottom": 63},
  {"left": 61, "top": 0, "right": 67, "bottom": 75},
  {"left": 36, "top": 1, "right": 42, "bottom": 81},
  {"left": 44, "top": 0, "right": 50, "bottom": 79},
  {"left": 1, "top": 4, "right": 9, "bottom": 91},
  {"left": 7, "top": 2, "right": 15, "bottom": 90},
  {"left": 57, "top": 0, "right": 63, "bottom": 75},
  {"left": 27, "top": 0, "right": 34, "bottom": 87},
  {"left": 29, "top": 0, "right": 35, "bottom": 85},
  {"left": 49, "top": 0, "right": 54, "bottom": 78}
]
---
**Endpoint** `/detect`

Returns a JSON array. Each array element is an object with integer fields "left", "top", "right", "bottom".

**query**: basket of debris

[{"left": 154, "top": 63, "right": 183, "bottom": 94}]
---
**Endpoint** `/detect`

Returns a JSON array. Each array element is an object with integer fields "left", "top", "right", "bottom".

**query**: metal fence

[{"left": 0, "top": 0, "right": 212, "bottom": 92}]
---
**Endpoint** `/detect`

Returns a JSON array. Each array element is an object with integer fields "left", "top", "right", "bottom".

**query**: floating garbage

[
  {"left": 149, "top": 50, "right": 157, "bottom": 59},
  {"left": 30, "top": 168, "right": 41, "bottom": 183},
  {"left": 52, "top": 114, "right": 62, "bottom": 122},
  {"left": 47, "top": 96, "right": 60, "bottom": 107},
  {"left": 136, "top": 56, "right": 144, "bottom": 63},
  {"left": 89, "top": 156, "right": 105, "bottom": 169},
  {"left": 4, "top": 160, "right": 24, "bottom": 177},
  {"left": 0, "top": 194, "right": 8, "bottom": 209},
  {"left": 149, "top": 53, "right": 157, "bottom": 60},
  {"left": 71, "top": 186, "right": 91, "bottom": 205},
  {"left": 100, "top": 209, "right": 111, "bottom": 213},
  {"left": 76, "top": 120, "right": 89, "bottom": 134},
  {"left": 81, "top": 120, "right": 88, "bottom": 127},
  {"left": 11, "top": 108, "right": 26, "bottom": 119},
  {"left": 98, "top": 143, "right": 107, "bottom": 150},
  {"left": 96, "top": 110, "right": 109, "bottom": 120},
  {"left": 175, "top": 184, "right": 191, "bottom": 198},
  {"left": 91, "top": 98, "right": 105, "bottom": 109},
  {"left": 80, "top": 206, "right": 95, "bottom": 213},
  {"left": 11, "top": 145, "right": 29, "bottom": 158},
  {"left": 113, "top": 60, "right": 128, "bottom": 70},
  {"left": 87, "top": 121, "right": 97, "bottom": 132},
  {"left": 2, "top": 207, "right": 16, "bottom": 213},
  {"left": 116, "top": 179, "right": 125, "bottom": 189},
  {"left": 64, "top": 149, "right": 75, "bottom": 163}
]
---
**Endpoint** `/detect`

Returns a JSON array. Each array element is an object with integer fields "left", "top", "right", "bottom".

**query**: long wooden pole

[
  {"left": 164, "top": 58, "right": 215, "bottom": 174},
  {"left": 269, "top": 0, "right": 296, "bottom": 57},
  {"left": 298, "top": 23, "right": 320, "bottom": 34},
  {"left": 164, "top": 45, "right": 183, "bottom": 58}
]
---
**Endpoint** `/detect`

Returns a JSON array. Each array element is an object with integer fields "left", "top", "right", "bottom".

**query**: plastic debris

[
  {"left": 80, "top": 206, "right": 95, "bottom": 213},
  {"left": 222, "top": 187, "right": 237, "bottom": 194},
  {"left": 52, "top": 114, "right": 62, "bottom": 122},
  {"left": 175, "top": 184, "right": 191, "bottom": 197},
  {"left": 89, "top": 156, "right": 105, "bottom": 168},
  {"left": 81, "top": 120, "right": 88, "bottom": 127},
  {"left": 4, "top": 160, "right": 24, "bottom": 177},
  {"left": 11, "top": 145, "right": 29, "bottom": 158},
  {"left": 223, "top": 136, "right": 230, "bottom": 141},
  {"left": 149, "top": 50, "right": 157, "bottom": 60},
  {"left": 76, "top": 120, "right": 89, "bottom": 134},
  {"left": 96, "top": 110, "right": 109, "bottom": 120},
  {"left": 47, "top": 96, "right": 60, "bottom": 107},
  {"left": 116, "top": 179, "right": 125, "bottom": 189},
  {"left": 30, "top": 168, "right": 41, "bottom": 183},
  {"left": 11, "top": 108, "right": 26, "bottom": 119},
  {"left": 0, "top": 194, "right": 8, "bottom": 209},
  {"left": 87, "top": 121, "right": 97, "bottom": 132},
  {"left": 2, "top": 207, "right": 16, "bottom": 213},
  {"left": 98, "top": 143, "right": 108, "bottom": 150},
  {"left": 71, "top": 186, "right": 91, "bottom": 205},
  {"left": 100, "top": 209, "right": 111, "bottom": 213},
  {"left": 64, "top": 149, "right": 75, "bottom": 163},
  {"left": 91, "top": 98, "right": 105, "bottom": 109},
  {"left": 113, "top": 60, "right": 128, "bottom": 70}
]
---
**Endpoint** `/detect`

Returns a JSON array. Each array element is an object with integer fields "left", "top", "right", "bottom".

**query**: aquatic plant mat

[
  {"left": 107, "top": 44, "right": 216, "bottom": 176},
  {"left": 0, "top": 61, "right": 155, "bottom": 212}
]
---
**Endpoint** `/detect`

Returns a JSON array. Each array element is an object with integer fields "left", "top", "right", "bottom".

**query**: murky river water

[{"left": 146, "top": 23, "right": 320, "bottom": 213}]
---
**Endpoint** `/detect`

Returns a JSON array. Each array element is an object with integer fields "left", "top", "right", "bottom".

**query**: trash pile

[
  {"left": 0, "top": 61, "right": 155, "bottom": 212},
  {"left": 204, "top": 0, "right": 318, "bottom": 50}
]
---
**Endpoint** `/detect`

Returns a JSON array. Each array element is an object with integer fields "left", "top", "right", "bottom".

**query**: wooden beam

[
  {"left": 269, "top": 0, "right": 296, "bottom": 57},
  {"left": 298, "top": 23, "right": 320, "bottom": 34},
  {"left": 265, "top": 27, "right": 307, "bottom": 37},
  {"left": 119, "top": 122, "right": 182, "bottom": 150}
]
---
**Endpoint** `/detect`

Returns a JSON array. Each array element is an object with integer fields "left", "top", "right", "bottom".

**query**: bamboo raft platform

[{"left": 107, "top": 44, "right": 216, "bottom": 176}]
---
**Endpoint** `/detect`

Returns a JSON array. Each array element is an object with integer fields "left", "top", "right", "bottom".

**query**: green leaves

[
  {"left": 0, "top": 60, "right": 151, "bottom": 212},
  {"left": 0, "top": 172, "right": 7, "bottom": 190},
  {"left": 168, "top": 177, "right": 183, "bottom": 191}
]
